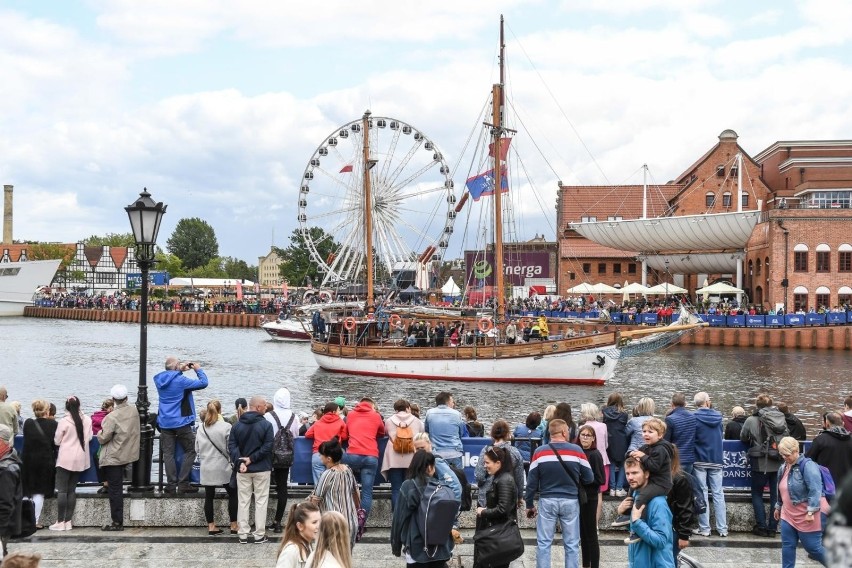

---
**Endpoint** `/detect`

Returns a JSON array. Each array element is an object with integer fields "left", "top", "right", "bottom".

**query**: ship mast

[
  {"left": 492, "top": 15, "right": 506, "bottom": 320},
  {"left": 363, "top": 110, "right": 375, "bottom": 312}
]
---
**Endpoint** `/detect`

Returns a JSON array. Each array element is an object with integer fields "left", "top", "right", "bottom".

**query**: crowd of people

[{"left": 2, "top": 371, "right": 852, "bottom": 568}]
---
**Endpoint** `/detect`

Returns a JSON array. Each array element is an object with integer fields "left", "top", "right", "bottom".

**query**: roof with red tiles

[
  {"left": 558, "top": 184, "right": 681, "bottom": 226},
  {"left": 560, "top": 240, "right": 638, "bottom": 259},
  {"left": 1, "top": 243, "right": 75, "bottom": 263}
]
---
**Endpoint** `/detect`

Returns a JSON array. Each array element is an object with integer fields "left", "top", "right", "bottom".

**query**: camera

[{"left": 186, "top": 362, "right": 194, "bottom": 370}]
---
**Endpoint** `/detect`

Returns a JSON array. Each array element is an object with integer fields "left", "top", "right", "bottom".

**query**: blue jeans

[
  {"left": 536, "top": 497, "right": 580, "bottom": 568},
  {"left": 387, "top": 468, "right": 406, "bottom": 511},
  {"left": 311, "top": 452, "right": 325, "bottom": 485},
  {"left": 781, "top": 519, "right": 826, "bottom": 568},
  {"left": 609, "top": 460, "right": 626, "bottom": 492},
  {"left": 750, "top": 464, "right": 779, "bottom": 532},
  {"left": 694, "top": 465, "right": 728, "bottom": 535},
  {"left": 342, "top": 453, "right": 378, "bottom": 517},
  {"left": 681, "top": 462, "right": 694, "bottom": 475},
  {"left": 442, "top": 456, "right": 463, "bottom": 469}
]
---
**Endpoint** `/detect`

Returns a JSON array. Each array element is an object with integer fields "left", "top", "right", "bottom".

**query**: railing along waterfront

[{"left": 11, "top": 434, "right": 801, "bottom": 491}]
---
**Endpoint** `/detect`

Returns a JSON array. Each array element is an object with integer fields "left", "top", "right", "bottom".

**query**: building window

[
  {"left": 582, "top": 263, "right": 591, "bottom": 274},
  {"left": 722, "top": 192, "right": 732, "bottom": 208},
  {"left": 580, "top": 216, "right": 597, "bottom": 222},
  {"left": 705, "top": 192, "right": 715, "bottom": 207},
  {"left": 816, "top": 293, "right": 830, "bottom": 309},
  {"left": 840, "top": 251, "right": 852, "bottom": 272},
  {"left": 613, "top": 263, "right": 622, "bottom": 274},
  {"left": 569, "top": 272, "right": 576, "bottom": 280},
  {"left": 816, "top": 251, "right": 830, "bottom": 272},
  {"left": 716, "top": 165, "right": 725, "bottom": 177},
  {"left": 607, "top": 216, "right": 623, "bottom": 221},
  {"left": 794, "top": 251, "right": 808, "bottom": 272},
  {"left": 598, "top": 263, "right": 606, "bottom": 274},
  {"left": 793, "top": 293, "right": 808, "bottom": 312},
  {"left": 628, "top": 263, "right": 637, "bottom": 274},
  {"left": 742, "top": 193, "right": 749, "bottom": 207}
]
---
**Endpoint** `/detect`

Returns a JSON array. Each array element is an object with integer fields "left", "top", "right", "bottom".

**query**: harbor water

[{"left": 1, "top": 316, "right": 846, "bottom": 436}]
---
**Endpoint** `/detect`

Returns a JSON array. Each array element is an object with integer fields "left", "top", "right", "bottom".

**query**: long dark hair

[
  {"left": 66, "top": 396, "right": 85, "bottom": 449},
  {"left": 318, "top": 436, "right": 343, "bottom": 464},
  {"left": 485, "top": 446, "right": 512, "bottom": 476},
  {"left": 555, "top": 402, "right": 576, "bottom": 432},
  {"left": 406, "top": 449, "right": 436, "bottom": 485}
]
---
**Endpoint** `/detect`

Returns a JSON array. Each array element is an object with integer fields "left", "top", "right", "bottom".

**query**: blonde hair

[
  {"left": 31, "top": 399, "right": 50, "bottom": 419},
  {"left": 0, "top": 551, "right": 42, "bottom": 568},
  {"left": 543, "top": 404, "right": 557, "bottom": 421},
  {"left": 580, "top": 403, "right": 600, "bottom": 423},
  {"left": 634, "top": 397, "right": 656, "bottom": 417},
  {"left": 204, "top": 400, "right": 222, "bottom": 427},
  {"left": 413, "top": 432, "right": 431, "bottom": 443},
  {"left": 308, "top": 511, "right": 352, "bottom": 568},
  {"left": 11, "top": 401, "right": 21, "bottom": 414},
  {"left": 642, "top": 417, "right": 667, "bottom": 437},
  {"left": 778, "top": 436, "right": 800, "bottom": 456}
]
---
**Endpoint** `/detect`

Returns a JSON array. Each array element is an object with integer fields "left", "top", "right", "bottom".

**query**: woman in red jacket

[{"left": 304, "top": 401, "right": 348, "bottom": 484}]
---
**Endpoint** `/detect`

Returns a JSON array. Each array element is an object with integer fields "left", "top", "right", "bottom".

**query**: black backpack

[
  {"left": 416, "top": 478, "right": 459, "bottom": 557},
  {"left": 682, "top": 470, "right": 707, "bottom": 515},
  {"left": 757, "top": 408, "right": 788, "bottom": 460},
  {"left": 446, "top": 462, "right": 472, "bottom": 512},
  {"left": 270, "top": 412, "right": 296, "bottom": 468}
]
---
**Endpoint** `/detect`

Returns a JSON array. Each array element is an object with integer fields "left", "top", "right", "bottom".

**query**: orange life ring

[
  {"left": 389, "top": 314, "right": 402, "bottom": 326},
  {"left": 343, "top": 317, "right": 356, "bottom": 331},
  {"left": 478, "top": 318, "right": 493, "bottom": 333}
]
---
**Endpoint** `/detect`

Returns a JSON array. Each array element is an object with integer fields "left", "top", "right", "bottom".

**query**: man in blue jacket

[
  {"left": 229, "top": 396, "right": 273, "bottom": 544},
  {"left": 424, "top": 391, "right": 465, "bottom": 468},
  {"left": 664, "top": 392, "right": 696, "bottom": 474},
  {"left": 154, "top": 356, "right": 209, "bottom": 494},
  {"left": 692, "top": 391, "right": 728, "bottom": 537},
  {"left": 620, "top": 456, "right": 675, "bottom": 568}
]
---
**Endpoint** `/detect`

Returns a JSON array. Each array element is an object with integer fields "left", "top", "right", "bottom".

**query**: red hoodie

[
  {"left": 346, "top": 401, "right": 387, "bottom": 457},
  {"left": 304, "top": 413, "right": 348, "bottom": 453}
]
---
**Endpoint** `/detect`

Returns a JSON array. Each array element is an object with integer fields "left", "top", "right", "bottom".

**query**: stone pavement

[{"left": 10, "top": 528, "right": 826, "bottom": 568}]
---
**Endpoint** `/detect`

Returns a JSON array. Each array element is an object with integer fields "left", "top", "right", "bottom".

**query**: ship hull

[{"left": 0, "top": 259, "right": 61, "bottom": 316}]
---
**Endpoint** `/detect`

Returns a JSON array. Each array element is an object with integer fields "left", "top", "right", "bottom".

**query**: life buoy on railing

[
  {"left": 343, "top": 317, "right": 356, "bottom": 331},
  {"left": 389, "top": 314, "right": 402, "bottom": 327},
  {"left": 478, "top": 318, "right": 493, "bottom": 333}
]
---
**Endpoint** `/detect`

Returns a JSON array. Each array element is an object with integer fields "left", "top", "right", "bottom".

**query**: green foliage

[
  {"left": 166, "top": 218, "right": 219, "bottom": 270},
  {"left": 186, "top": 256, "right": 226, "bottom": 278},
  {"left": 26, "top": 243, "right": 76, "bottom": 269},
  {"left": 83, "top": 233, "right": 136, "bottom": 247},
  {"left": 222, "top": 257, "right": 257, "bottom": 281},
  {"left": 155, "top": 251, "right": 185, "bottom": 277},
  {"left": 274, "top": 227, "right": 340, "bottom": 287}
]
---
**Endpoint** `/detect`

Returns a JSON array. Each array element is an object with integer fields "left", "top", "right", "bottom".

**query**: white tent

[
  {"left": 567, "top": 282, "right": 619, "bottom": 295},
  {"left": 645, "top": 283, "right": 687, "bottom": 295},
  {"left": 440, "top": 277, "right": 461, "bottom": 297},
  {"left": 695, "top": 282, "right": 744, "bottom": 295},
  {"left": 621, "top": 282, "right": 651, "bottom": 294},
  {"left": 168, "top": 277, "right": 254, "bottom": 287}
]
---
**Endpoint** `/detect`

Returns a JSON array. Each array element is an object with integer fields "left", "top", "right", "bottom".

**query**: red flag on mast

[{"left": 488, "top": 137, "right": 511, "bottom": 161}]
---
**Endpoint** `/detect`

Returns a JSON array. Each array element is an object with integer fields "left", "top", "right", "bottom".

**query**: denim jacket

[
  {"left": 424, "top": 405, "right": 464, "bottom": 458},
  {"left": 776, "top": 456, "right": 822, "bottom": 513}
]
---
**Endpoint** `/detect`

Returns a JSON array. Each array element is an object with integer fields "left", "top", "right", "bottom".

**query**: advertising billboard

[{"left": 464, "top": 251, "right": 550, "bottom": 286}]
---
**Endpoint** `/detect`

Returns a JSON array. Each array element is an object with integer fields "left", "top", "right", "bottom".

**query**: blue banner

[
  {"left": 827, "top": 312, "right": 848, "bottom": 325},
  {"left": 746, "top": 315, "right": 765, "bottom": 327},
  {"left": 708, "top": 315, "right": 727, "bottom": 327},
  {"left": 766, "top": 315, "right": 784, "bottom": 327},
  {"left": 805, "top": 314, "right": 826, "bottom": 326},
  {"left": 785, "top": 314, "right": 805, "bottom": 326},
  {"left": 726, "top": 315, "right": 746, "bottom": 327},
  {"left": 639, "top": 313, "right": 658, "bottom": 325}
]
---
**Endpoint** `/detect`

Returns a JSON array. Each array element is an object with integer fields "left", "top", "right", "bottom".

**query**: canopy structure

[
  {"left": 168, "top": 277, "right": 254, "bottom": 287},
  {"left": 639, "top": 252, "right": 744, "bottom": 274},
  {"left": 440, "top": 277, "right": 461, "bottom": 297},
  {"left": 621, "top": 282, "right": 651, "bottom": 294},
  {"left": 567, "top": 282, "right": 620, "bottom": 295},
  {"left": 645, "top": 283, "right": 688, "bottom": 295},
  {"left": 570, "top": 211, "right": 761, "bottom": 253},
  {"left": 695, "top": 282, "right": 745, "bottom": 295}
]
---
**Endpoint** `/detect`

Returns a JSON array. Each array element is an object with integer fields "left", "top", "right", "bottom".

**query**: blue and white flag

[{"left": 465, "top": 166, "right": 509, "bottom": 201}]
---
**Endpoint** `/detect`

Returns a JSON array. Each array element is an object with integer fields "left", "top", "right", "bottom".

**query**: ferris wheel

[{"left": 297, "top": 111, "right": 458, "bottom": 288}]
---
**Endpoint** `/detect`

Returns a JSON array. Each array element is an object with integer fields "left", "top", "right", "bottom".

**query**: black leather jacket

[{"left": 481, "top": 471, "right": 517, "bottom": 525}]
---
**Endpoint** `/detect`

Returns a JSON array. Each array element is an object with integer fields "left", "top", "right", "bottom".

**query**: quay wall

[
  {"left": 23, "top": 307, "right": 852, "bottom": 350},
  {"left": 23, "top": 306, "right": 262, "bottom": 328}
]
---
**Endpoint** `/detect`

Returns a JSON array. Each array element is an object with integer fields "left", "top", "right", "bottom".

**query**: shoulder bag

[
  {"left": 473, "top": 477, "right": 524, "bottom": 567},
  {"left": 549, "top": 443, "right": 588, "bottom": 505}
]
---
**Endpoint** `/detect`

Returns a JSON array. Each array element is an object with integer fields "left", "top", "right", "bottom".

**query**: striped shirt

[
  {"left": 314, "top": 465, "right": 359, "bottom": 548},
  {"left": 524, "top": 441, "right": 594, "bottom": 508}
]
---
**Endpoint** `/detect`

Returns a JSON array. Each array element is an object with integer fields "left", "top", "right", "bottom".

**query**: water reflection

[{"left": 1, "top": 317, "right": 844, "bottom": 436}]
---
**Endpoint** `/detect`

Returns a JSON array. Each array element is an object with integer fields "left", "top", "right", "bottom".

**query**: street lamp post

[{"left": 125, "top": 188, "right": 167, "bottom": 492}]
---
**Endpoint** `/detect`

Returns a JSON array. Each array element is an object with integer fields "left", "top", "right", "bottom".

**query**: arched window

[
  {"left": 722, "top": 192, "right": 732, "bottom": 208},
  {"left": 816, "top": 286, "right": 830, "bottom": 309},
  {"left": 756, "top": 258, "right": 762, "bottom": 277},
  {"left": 793, "top": 285, "right": 808, "bottom": 312},
  {"left": 705, "top": 192, "right": 716, "bottom": 207},
  {"left": 839, "top": 244, "right": 852, "bottom": 272},
  {"left": 816, "top": 244, "right": 830, "bottom": 273},
  {"left": 794, "top": 244, "right": 809, "bottom": 272},
  {"left": 839, "top": 286, "right": 852, "bottom": 306}
]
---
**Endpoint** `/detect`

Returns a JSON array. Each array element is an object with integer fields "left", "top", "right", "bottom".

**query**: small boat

[
  {"left": 260, "top": 314, "right": 312, "bottom": 342},
  {"left": 0, "top": 259, "right": 62, "bottom": 316}
]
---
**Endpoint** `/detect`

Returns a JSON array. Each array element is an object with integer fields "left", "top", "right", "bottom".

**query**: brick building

[{"left": 559, "top": 131, "right": 852, "bottom": 311}]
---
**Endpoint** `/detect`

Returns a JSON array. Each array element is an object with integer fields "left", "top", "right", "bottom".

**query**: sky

[{"left": 2, "top": 0, "right": 852, "bottom": 264}]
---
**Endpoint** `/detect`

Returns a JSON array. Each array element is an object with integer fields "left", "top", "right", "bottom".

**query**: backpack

[
  {"left": 801, "top": 457, "right": 837, "bottom": 498},
  {"left": 416, "top": 478, "right": 459, "bottom": 557},
  {"left": 682, "top": 470, "right": 707, "bottom": 516},
  {"left": 446, "top": 462, "right": 472, "bottom": 512},
  {"left": 757, "top": 408, "right": 788, "bottom": 460},
  {"left": 270, "top": 412, "right": 296, "bottom": 468},
  {"left": 392, "top": 418, "right": 415, "bottom": 454}
]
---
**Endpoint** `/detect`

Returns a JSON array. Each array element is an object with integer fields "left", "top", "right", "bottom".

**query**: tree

[
  {"left": 222, "top": 257, "right": 257, "bottom": 281},
  {"left": 186, "top": 256, "right": 226, "bottom": 278},
  {"left": 166, "top": 218, "right": 219, "bottom": 270},
  {"left": 274, "top": 227, "right": 340, "bottom": 287},
  {"left": 83, "top": 233, "right": 136, "bottom": 247},
  {"left": 26, "top": 243, "right": 76, "bottom": 269},
  {"left": 154, "top": 251, "right": 185, "bottom": 278}
]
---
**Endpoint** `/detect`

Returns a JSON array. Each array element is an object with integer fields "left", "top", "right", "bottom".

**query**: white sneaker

[
  {"left": 65, "top": 521, "right": 73, "bottom": 531},
  {"left": 48, "top": 522, "right": 66, "bottom": 531},
  {"left": 615, "top": 489, "right": 627, "bottom": 497},
  {"left": 609, "top": 489, "right": 616, "bottom": 497}
]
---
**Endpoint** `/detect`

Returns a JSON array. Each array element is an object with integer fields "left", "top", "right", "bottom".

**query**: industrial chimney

[{"left": 2, "top": 185, "right": 12, "bottom": 244}]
